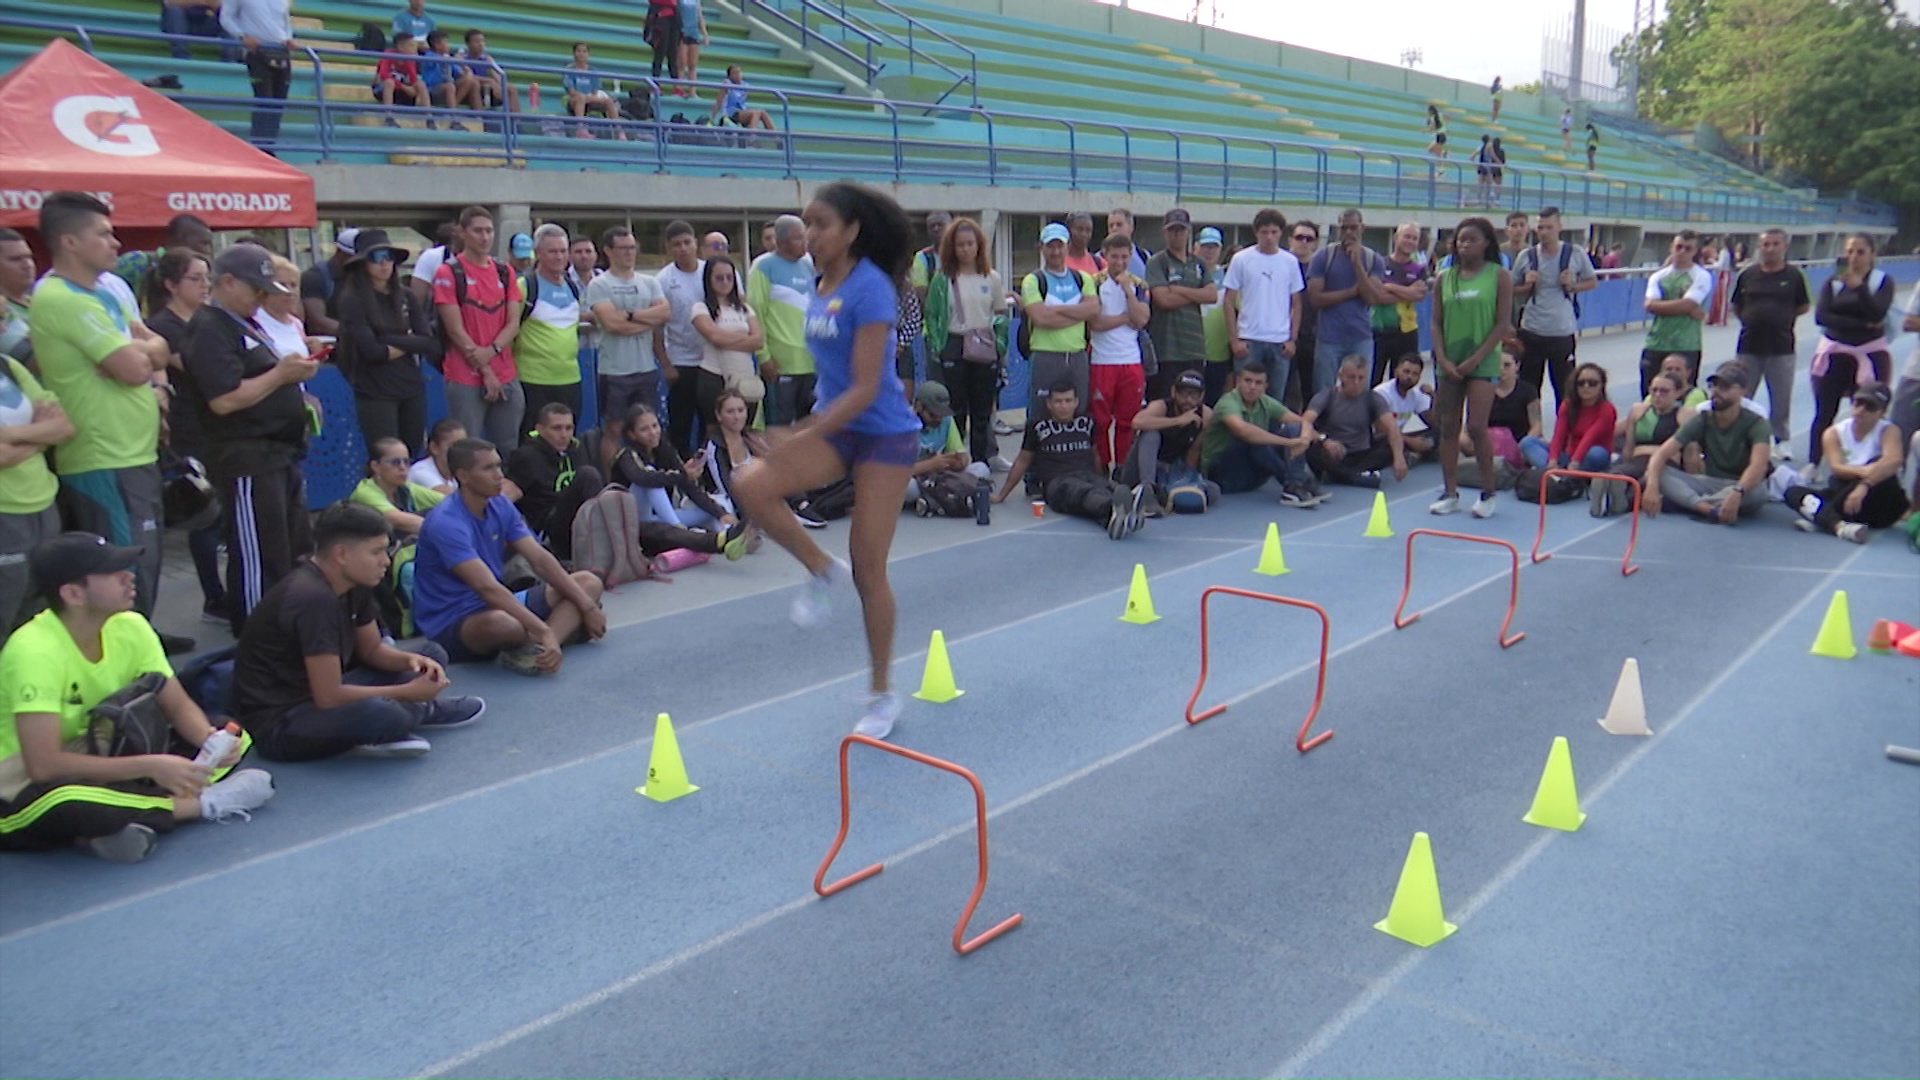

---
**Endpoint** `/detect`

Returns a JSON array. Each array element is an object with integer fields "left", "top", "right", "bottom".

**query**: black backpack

[
  {"left": 354, "top": 23, "right": 387, "bottom": 52},
  {"left": 1522, "top": 243, "right": 1582, "bottom": 319},
  {"left": 1015, "top": 268, "right": 1094, "bottom": 359}
]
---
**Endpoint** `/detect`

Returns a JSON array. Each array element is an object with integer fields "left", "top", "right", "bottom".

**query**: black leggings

[
  {"left": 1043, "top": 470, "right": 1126, "bottom": 522},
  {"left": 1809, "top": 348, "right": 1891, "bottom": 466},
  {"left": 1785, "top": 476, "right": 1909, "bottom": 532},
  {"left": 940, "top": 350, "right": 1000, "bottom": 463},
  {"left": 650, "top": 10, "right": 683, "bottom": 78},
  {"left": 354, "top": 394, "right": 428, "bottom": 456},
  {"left": 666, "top": 366, "right": 702, "bottom": 455}
]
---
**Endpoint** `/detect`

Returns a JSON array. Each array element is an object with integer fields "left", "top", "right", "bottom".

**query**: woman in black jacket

[
  {"left": 1810, "top": 234, "right": 1896, "bottom": 463},
  {"left": 611, "top": 403, "right": 734, "bottom": 530},
  {"left": 335, "top": 230, "right": 437, "bottom": 450}
]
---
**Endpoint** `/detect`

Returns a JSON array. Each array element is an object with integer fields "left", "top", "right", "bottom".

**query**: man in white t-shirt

[
  {"left": 1374, "top": 353, "right": 1437, "bottom": 459},
  {"left": 1088, "top": 233, "right": 1151, "bottom": 475},
  {"left": 654, "top": 220, "right": 706, "bottom": 455},
  {"left": 1222, "top": 207, "right": 1305, "bottom": 400}
]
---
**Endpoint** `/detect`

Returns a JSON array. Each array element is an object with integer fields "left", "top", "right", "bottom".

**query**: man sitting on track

[
  {"left": 1300, "top": 353, "right": 1409, "bottom": 489},
  {"left": 411, "top": 437, "right": 606, "bottom": 675},
  {"left": 993, "top": 381, "right": 1148, "bottom": 539},
  {"left": 1199, "top": 361, "right": 1326, "bottom": 507},
  {"left": 1642, "top": 360, "right": 1771, "bottom": 525}
]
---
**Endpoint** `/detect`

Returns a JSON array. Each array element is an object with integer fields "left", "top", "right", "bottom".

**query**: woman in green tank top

[{"left": 1429, "top": 217, "right": 1515, "bottom": 517}]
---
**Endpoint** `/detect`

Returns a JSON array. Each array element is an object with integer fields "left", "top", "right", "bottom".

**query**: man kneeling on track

[
  {"left": 993, "top": 381, "right": 1148, "bottom": 538},
  {"left": 0, "top": 533, "right": 274, "bottom": 863}
]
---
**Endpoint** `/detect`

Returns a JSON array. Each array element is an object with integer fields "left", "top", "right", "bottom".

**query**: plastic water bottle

[
  {"left": 973, "top": 479, "right": 991, "bottom": 526},
  {"left": 193, "top": 721, "right": 242, "bottom": 769},
  {"left": 528, "top": 82, "right": 542, "bottom": 111}
]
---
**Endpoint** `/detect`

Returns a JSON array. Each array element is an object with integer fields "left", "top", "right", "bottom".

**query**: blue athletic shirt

[
  {"left": 806, "top": 257, "right": 918, "bottom": 437},
  {"left": 412, "top": 493, "right": 533, "bottom": 639}
]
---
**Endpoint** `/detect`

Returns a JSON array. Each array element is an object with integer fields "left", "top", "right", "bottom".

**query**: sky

[{"left": 1093, "top": 0, "right": 1920, "bottom": 89}]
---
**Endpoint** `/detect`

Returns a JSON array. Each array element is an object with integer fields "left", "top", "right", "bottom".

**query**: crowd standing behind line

[{"left": 0, "top": 184, "right": 1916, "bottom": 863}]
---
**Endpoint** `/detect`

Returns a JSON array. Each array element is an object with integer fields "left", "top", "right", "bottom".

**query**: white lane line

[
  {"left": 0, "top": 489, "right": 1448, "bottom": 947},
  {"left": 1264, "top": 544, "right": 1869, "bottom": 1080},
  {"left": 409, "top": 518, "right": 1620, "bottom": 1078}
]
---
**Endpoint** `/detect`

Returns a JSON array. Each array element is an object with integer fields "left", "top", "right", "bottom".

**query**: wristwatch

[{"left": 1732, "top": 485, "right": 1746, "bottom": 496}]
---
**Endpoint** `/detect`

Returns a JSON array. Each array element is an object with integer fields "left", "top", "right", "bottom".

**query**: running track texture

[{"left": 1, "top": 478, "right": 1915, "bottom": 1078}]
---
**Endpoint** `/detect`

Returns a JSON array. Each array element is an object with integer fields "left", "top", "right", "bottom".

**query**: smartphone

[{"left": 310, "top": 335, "right": 337, "bottom": 362}]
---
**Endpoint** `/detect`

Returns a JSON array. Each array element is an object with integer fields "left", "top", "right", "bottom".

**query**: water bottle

[
  {"left": 528, "top": 82, "right": 542, "bottom": 111},
  {"left": 193, "top": 721, "right": 242, "bottom": 769},
  {"left": 973, "top": 479, "right": 991, "bottom": 526}
]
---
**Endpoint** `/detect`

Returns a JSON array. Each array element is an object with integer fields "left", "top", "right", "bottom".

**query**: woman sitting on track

[
  {"left": 612, "top": 404, "right": 735, "bottom": 533},
  {"left": 1614, "top": 371, "right": 1699, "bottom": 479}
]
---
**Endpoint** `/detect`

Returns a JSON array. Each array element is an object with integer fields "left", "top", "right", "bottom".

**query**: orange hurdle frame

[
  {"left": 813, "top": 734, "right": 1024, "bottom": 955},
  {"left": 1184, "top": 587, "right": 1334, "bottom": 754},
  {"left": 1529, "top": 468, "right": 1642, "bottom": 577},
  {"left": 1393, "top": 529, "right": 1526, "bottom": 648}
]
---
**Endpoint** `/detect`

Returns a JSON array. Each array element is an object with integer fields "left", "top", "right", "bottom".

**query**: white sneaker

[
  {"left": 350, "top": 736, "right": 433, "bottom": 758},
  {"left": 989, "top": 456, "right": 1013, "bottom": 473},
  {"left": 853, "top": 691, "right": 902, "bottom": 740},
  {"left": 790, "top": 557, "right": 852, "bottom": 628},
  {"left": 1792, "top": 517, "right": 1817, "bottom": 533},
  {"left": 1838, "top": 522, "right": 1868, "bottom": 544},
  {"left": 199, "top": 768, "right": 275, "bottom": 822},
  {"left": 1429, "top": 494, "right": 1460, "bottom": 515},
  {"left": 1471, "top": 493, "right": 1496, "bottom": 518}
]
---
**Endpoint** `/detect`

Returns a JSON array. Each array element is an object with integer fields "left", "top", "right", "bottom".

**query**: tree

[{"left": 1620, "top": 0, "right": 1920, "bottom": 212}]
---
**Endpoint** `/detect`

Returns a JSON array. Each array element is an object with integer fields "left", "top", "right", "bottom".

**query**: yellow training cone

[
  {"left": 1522, "top": 736, "right": 1586, "bottom": 832},
  {"left": 1810, "top": 590, "right": 1857, "bottom": 659},
  {"left": 1363, "top": 490, "right": 1394, "bottom": 538},
  {"left": 1598, "top": 658, "right": 1651, "bottom": 736},
  {"left": 912, "top": 629, "right": 965, "bottom": 703},
  {"left": 636, "top": 713, "right": 699, "bottom": 802},
  {"left": 1254, "top": 523, "right": 1290, "bottom": 576},
  {"left": 1119, "top": 563, "right": 1161, "bottom": 624},
  {"left": 1374, "top": 832, "right": 1457, "bottom": 947}
]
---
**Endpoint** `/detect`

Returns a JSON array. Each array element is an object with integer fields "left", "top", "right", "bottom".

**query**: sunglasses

[
  {"left": 369, "top": 250, "right": 397, "bottom": 265},
  {"left": 1292, "top": 234, "right": 1317, "bottom": 243},
  {"left": 1576, "top": 378, "right": 1601, "bottom": 388}
]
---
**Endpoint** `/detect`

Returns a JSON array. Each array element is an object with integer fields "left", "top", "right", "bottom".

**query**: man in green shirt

[
  {"left": 516, "top": 224, "right": 585, "bottom": 441},
  {"left": 1643, "top": 362, "right": 1772, "bottom": 524},
  {"left": 1145, "top": 208, "right": 1216, "bottom": 402},
  {"left": 746, "top": 214, "right": 817, "bottom": 424},
  {"left": 26, "top": 193, "right": 174, "bottom": 630},
  {"left": 0, "top": 227, "right": 33, "bottom": 363},
  {"left": 1200, "top": 362, "right": 1326, "bottom": 507},
  {"left": 1, "top": 356, "right": 73, "bottom": 631},
  {"left": 1638, "top": 230, "right": 1713, "bottom": 395},
  {"left": 1020, "top": 222, "right": 1099, "bottom": 421},
  {"left": 0, "top": 533, "right": 274, "bottom": 863}
]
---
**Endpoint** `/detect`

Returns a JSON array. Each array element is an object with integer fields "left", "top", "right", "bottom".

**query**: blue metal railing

[
  {"left": 737, "top": 0, "right": 881, "bottom": 84},
  {"left": 823, "top": 0, "right": 978, "bottom": 108},
  {"left": 1, "top": 15, "right": 1896, "bottom": 227}
]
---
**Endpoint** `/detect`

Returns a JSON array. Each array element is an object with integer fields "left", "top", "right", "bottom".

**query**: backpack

[
  {"left": 620, "top": 89, "right": 655, "bottom": 122},
  {"left": 1522, "top": 243, "right": 1582, "bottom": 319},
  {"left": 175, "top": 646, "right": 239, "bottom": 721},
  {"left": 354, "top": 23, "right": 387, "bottom": 52},
  {"left": 571, "top": 483, "right": 654, "bottom": 587},
  {"left": 1162, "top": 464, "right": 1211, "bottom": 513},
  {"left": 520, "top": 270, "right": 582, "bottom": 324},
  {"left": 1516, "top": 466, "right": 1583, "bottom": 504},
  {"left": 916, "top": 470, "right": 977, "bottom": 517},
  {"left": 799, "top": 476, "right": 856, "bottom": 520},
  {"left": 373, "top": 537, "right": 419, "bottom": 637},
  {"left": 1016, "top": 268, "right": 1094, "bottom": 359},
  {"left": 435, "top": 256, "right": 515, "bottom": 368}
]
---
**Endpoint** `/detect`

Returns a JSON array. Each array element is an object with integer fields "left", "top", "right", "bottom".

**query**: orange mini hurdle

[
  {"left": 1393, "top": 529, "right": 1526, "bottom": 648},
  {"left": 1183, "top": 586, "right": 1334, "bottom": 754},
  {"left": 1529, "top": 468, "right": 1642, "bottom": 576},
  {"left": 813, "top": 735, "right": 1024, "bottom": 955}
]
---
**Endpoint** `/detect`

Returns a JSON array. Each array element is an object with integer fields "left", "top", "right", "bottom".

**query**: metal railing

[
  {"left": 2, "top": 15, "right": 1896, "bottom": 227},
  {"left": 737, "top": 0, "right": 880, "bottom": 84},
  {"left": 823, "top": 0, "right": 978, "bottom": 107}
]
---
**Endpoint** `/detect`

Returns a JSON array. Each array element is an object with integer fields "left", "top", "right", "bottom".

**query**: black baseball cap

[
  {"left": 30, "top": 532, "right": 142, "bottom": 593},
  {"left": 1705, "top": 362, "right": 1749, "bottom": 390},
  {"left": 1853, "top": 381, "right": 1891, "bottom": 410},
  {"left": 212, "top": 243, "right": 292, "bottom": 295},
  {"left": 1173, "top": 370, "right": 1205, "bottom": 393}
]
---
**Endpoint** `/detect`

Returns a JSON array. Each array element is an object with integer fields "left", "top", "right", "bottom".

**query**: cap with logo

[
  {"left": 30, "top": 532, "right": 143, "bottom": 594},
  {"left": 1039, "top": 222, "right": 1070, "bottom": 245},
  {"left": 333, "top": 227, "right": 361, "bottom": 256},
  {"left": 510, "top": 232, "right": 535, "bottom": 259},
  {"left": 212, "top": 243, "right": 292, "bottom": 294},
  {"left": 1853, "top": 380, "right": 1892, "bottom": 409},
  {"left": 913, "top": 380, "right": 953, "bottom": 418},
  {"left": 1197, "top": 226, "right": 1223, "bottom": 246},
  {"left": 1173, "top": 370, "right": 1205, "bottom": 393},
  {"left": 1163, "top": 208, "right": 1192, "bottom": 228}
]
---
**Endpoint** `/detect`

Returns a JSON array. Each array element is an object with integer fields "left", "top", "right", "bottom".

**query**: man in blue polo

[{"left": 1305, "top": 208, "right": 1387, "bottom": 402}]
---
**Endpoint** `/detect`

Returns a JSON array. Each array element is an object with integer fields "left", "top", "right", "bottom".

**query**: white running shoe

[
  {"left": 1838, "top": 522, "right": 1868, "bottom": 544},
  {"left": 199, "top": 768, "right": 275, "bottom": 822},
  {"left": 1429, "top": 494, "right": 1460, "bottom": 515},
  {"left": 1471, "top": 493, "right": 1497, "bottom": 518},
  {"left": 790, "top": 557, "right": 852, "bottom": 628},
  {"left": 853, "top": 691, "right": 902, "bottom": 740},
  {"left": 351, "top": 736, "right": 433, "bottom": 758}
]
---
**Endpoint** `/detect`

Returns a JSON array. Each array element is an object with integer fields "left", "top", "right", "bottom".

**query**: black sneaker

[
  {"left": 1125, "top": 483, "right": 1150, "bottom": 534},
  {"left": 420, "top": 696, "right": 486, "bottom": 729},
  {"left": 792, "top": 503, "right": 829, "bottom": 529},
  {"left": 1354, "top": 470, "right": 1382, "bottom": 489},
  {"left": 1107, "top": 500, "right": 1128, "bottom": 539},
  {"left": 914, "top": 497, "right": 935, "bottom": 518}
]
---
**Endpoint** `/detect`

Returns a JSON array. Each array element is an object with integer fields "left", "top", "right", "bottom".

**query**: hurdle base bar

[
  {"left": 813, "top": 734, "right": 1024, "bottom": 955},
  {"left": 1184, "top": 586, "right": 1333, "bottom": 753},
  {"left": 1393, "top": 529, "right": 1527, "bottom": 648},
  {"left": 1530, "top": 468, "right": 1641, "bottom": 576}
]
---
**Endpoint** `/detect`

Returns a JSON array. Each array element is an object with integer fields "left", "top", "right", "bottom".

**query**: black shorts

[{"left": 1435, "top": 132, "right": 1448, "bottom": 145}]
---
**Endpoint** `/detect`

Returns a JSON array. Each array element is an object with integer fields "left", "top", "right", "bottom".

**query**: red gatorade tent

[{"left": 0, "top": 38, "right": 315, "bottom": 230}]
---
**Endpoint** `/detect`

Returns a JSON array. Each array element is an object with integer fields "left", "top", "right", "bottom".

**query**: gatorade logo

[{"left": 52, "top": 95, "right": 160, "bottom": 158}]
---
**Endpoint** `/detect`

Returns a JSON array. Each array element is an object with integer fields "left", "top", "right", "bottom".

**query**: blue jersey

[{"left": 806, "top": 258, "right": 918, "bottom": 437}]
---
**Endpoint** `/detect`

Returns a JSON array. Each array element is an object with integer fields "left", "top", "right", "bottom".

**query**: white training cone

[{"left": 1598, "top": 658, "right": 1650, "bottom": 736}]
